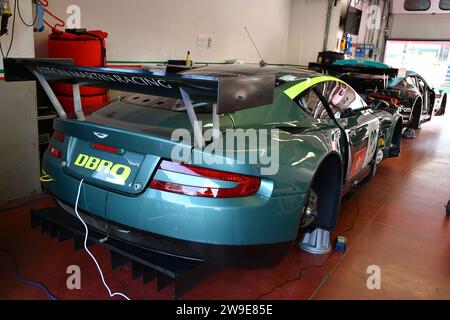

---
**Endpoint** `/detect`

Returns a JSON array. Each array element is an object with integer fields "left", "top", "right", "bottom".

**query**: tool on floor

[
  {"left": 335, "top": 236, "right": 347, "bottom": 252},
  {"left": 299, "top": 228, "right": 331, "bottom": 254}
]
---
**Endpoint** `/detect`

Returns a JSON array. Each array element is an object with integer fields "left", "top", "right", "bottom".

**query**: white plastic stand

[{"left": 299, "top": 228, "right": 331, "bottom": 255}]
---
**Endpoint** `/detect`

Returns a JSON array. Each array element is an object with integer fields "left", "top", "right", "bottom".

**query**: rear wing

[
  {"left": 4, "top": 58, "right": 275, "bottom": 147},
  {"left": 308, "top": 62, "right": 400, "bottom": 77}
]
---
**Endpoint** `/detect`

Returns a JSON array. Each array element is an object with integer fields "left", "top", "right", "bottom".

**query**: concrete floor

[{"left": 1, "top": 114, "right": 449, "bottom": 300}]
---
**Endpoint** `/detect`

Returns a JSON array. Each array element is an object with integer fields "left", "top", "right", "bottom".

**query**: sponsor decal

[
  {"left": 35, "top": 66, "right": 173, "bottom": 89},
  {"left": 73, "top": 153, "right": 131, "bottom": 184},
  {"left": 349, "top": 147, "right": 367, "bottom": 178}
]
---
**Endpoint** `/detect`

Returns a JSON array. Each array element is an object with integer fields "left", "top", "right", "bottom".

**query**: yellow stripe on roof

[{"left": 284, "top": 76, "right": 346, "bottom": 99}]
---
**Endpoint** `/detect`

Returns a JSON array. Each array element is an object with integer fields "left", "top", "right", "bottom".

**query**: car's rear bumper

[
  {"left": 43, "top": 153, "right": 304, "bottom": 268},
  {"left": 54, "top": 199, "right": 292, "bottom": 269}
]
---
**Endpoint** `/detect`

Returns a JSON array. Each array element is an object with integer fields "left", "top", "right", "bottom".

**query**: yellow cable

[{"left": 40, "top": 174, "right": 54, "bottom": 183}]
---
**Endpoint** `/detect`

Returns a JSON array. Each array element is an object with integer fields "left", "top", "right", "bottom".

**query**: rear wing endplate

[{"left": 4, "top": 58, "right": 275, "bottom": 147}]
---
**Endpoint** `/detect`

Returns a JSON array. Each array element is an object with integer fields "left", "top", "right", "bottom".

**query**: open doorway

[{"left": 384, "top": 39, "right": 450, "bottom": 95}]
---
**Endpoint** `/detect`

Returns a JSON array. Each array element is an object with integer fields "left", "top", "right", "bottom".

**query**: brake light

[
  {"left": 92, "top": 143, "right": 118, "bottom": 154},
  {"left": 48, "top": 146, "right": 62, "bottom": 159},
  {"left": 53, "top": 131, "right": 65, "bottom": 143},
  {"left": 149, "top": 160, "right": 261, "bottom": 198}
]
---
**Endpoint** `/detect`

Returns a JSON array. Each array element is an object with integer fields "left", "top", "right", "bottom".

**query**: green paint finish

[{"left": 36, "top": 63, "right": 401, "bottom": 266}]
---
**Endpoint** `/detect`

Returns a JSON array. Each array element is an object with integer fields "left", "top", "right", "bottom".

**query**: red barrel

[{"left": 48, "top": 29, "right": 110, "bottom": 117}]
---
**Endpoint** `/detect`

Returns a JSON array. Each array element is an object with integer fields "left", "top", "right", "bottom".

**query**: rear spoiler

[
  {"left": 308, "top": 62, "right": 400, "bottom": 77},
  {"left": 4, "top": 58, "right": 275, "bottom": 147}
]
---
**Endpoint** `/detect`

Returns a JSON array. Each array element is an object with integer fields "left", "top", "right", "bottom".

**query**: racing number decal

[{"left": 363, "top": 120, "right": 380, "bottom": 168}]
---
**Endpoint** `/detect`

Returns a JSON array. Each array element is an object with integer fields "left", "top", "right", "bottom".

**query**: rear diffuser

[{"left": 30, "top": 207, "right": 215, "bottom": 299}]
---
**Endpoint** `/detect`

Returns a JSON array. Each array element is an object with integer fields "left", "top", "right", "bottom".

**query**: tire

[
  {"left": 389, "top": 120, "right": 402, "bottom": 157},
  {"left": 409, "top": 98, "right": 422, "bottom": 129},
  {"left": 299, "top": 156, "right": 342, "bottom": 232},
  {"left": 446, "top": 200, "right": 450, "bottom": 216},
  {"left": 436, "top": 94, "right": 447, "bottom": 116}
]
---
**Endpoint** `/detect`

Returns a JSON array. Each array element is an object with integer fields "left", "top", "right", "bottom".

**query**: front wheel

[
  {"left": 436, "top": 94, "right": 447, "bottom": 116},
  {"left": 298, "top": 159, "right": 342, "bottom": 232}
]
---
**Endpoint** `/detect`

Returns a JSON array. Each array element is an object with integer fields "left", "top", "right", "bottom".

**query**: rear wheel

[
  {"left": 446, "top": 200, "right": 450, "bottom": 216},
  {"left": 409, "top": 98, "right": 422, "bottom": 129},
  {"left": 298, "top": 157, "right": 342, "bottom": 231},
  {"left": 300, "top": 187, "right": 319, "bottom": 228}
]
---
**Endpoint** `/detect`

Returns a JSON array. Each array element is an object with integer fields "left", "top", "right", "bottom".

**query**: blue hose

[
  {"left": 0, "top": 195, "right": 49, "bottom": 213},
  {"left": 0, "top": 248, "right": 59, "bottom": 300}
]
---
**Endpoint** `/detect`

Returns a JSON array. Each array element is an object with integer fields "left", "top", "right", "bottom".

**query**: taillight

[
  {"left": 149, "top": 160, "right": 261, "bottom": 198},
  {"left": 48, "top": 145, "right": 62, "bottom": 159},
  {"left": 92, "top": 143, "right": 118, "bottom": 154},
  {"left": 53, "top": 131, "right": 65, "bottom": 143}
]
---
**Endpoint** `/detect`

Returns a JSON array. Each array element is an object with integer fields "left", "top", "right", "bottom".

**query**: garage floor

[{"left": 1, "top": 114, "right": 449, "bottom": 300}]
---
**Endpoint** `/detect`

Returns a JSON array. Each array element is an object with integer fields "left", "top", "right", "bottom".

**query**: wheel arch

[
  {"left": 390, "top": 117, "right": 403, "bottom": 156},
  {"left": 308, "top": 151, "right": 343, "bottom": 232}
]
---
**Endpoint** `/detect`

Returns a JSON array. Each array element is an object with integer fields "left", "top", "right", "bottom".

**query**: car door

[
  {"left": 415, "top": 76, "right": 432, "bottom": 117},
  {"left": 322, "top": 81, "right": 380, "bottom": 183}
]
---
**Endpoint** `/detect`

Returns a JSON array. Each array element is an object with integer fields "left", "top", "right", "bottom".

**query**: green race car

[{"left": 4, "top": 59, "right": 403, "bottom": 269}]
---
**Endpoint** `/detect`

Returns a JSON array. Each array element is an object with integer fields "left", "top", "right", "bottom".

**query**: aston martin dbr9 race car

[
  {"left": 310, "top": 60, "right": 447, "bottom": 130},
  {"left": 5, "top": 58, "right": 402, "bottom": 269}
]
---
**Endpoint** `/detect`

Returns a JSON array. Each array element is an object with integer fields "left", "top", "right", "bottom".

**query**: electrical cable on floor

[
  {"left": 0, "top": 195, "right": 49, "bottom": 213},
  {"left": 74, "top": 179, "right": 130, "bottom": 300},
  {"left": 257, "top": 251, "right": 334, "bottom": 300},
  {"left": 307, "top": 195, "right": 363, "bottom": 300},
  {"left": 342, "top": 194, "right": 360, "bottom": 234},
  {"left": 0, "top": 248, "right": 59, "bottom": 300},
  {"left": 257, "top": 193, "right": 361, "bottom": 300}
]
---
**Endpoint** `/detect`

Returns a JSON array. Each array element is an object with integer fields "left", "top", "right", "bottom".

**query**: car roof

[
  {"left": 333, "top": 59, "right": 392, "bottom": 69},
  {"left": 182, "top": 63, "right": 322, "bottom": 79}
]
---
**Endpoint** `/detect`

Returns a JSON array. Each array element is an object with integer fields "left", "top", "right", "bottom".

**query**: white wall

[
  {"left": 287, "top": 0, "right": 341, "bottom": 65},
  {"left": 35, "top": 0, "right": 292, "bottom": 64},
  {"left": 390, "top": 14, "right": 450, "bottom": 40},
  {"left": 0, "top": 0, "right": 40, "bottom": 202}
]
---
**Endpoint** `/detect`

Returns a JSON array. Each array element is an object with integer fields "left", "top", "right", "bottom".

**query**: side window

[
  {"left": 417, "top": 77, "right": 425, "bottom": 88},
  {"left": 440, "top": 0, "right": 450, "bottom": 10},
  {"left": 296, "top": 84, "right": 330, "bottom": 119},
  {"left": 405, "top": 76, "right": 416, "bottom": 86},
  {"left": 404, "top": 0, "right": 431, "bottom": 11},
  {"left": 324, "top": 81, "right": 363, "bottom": 118}
]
